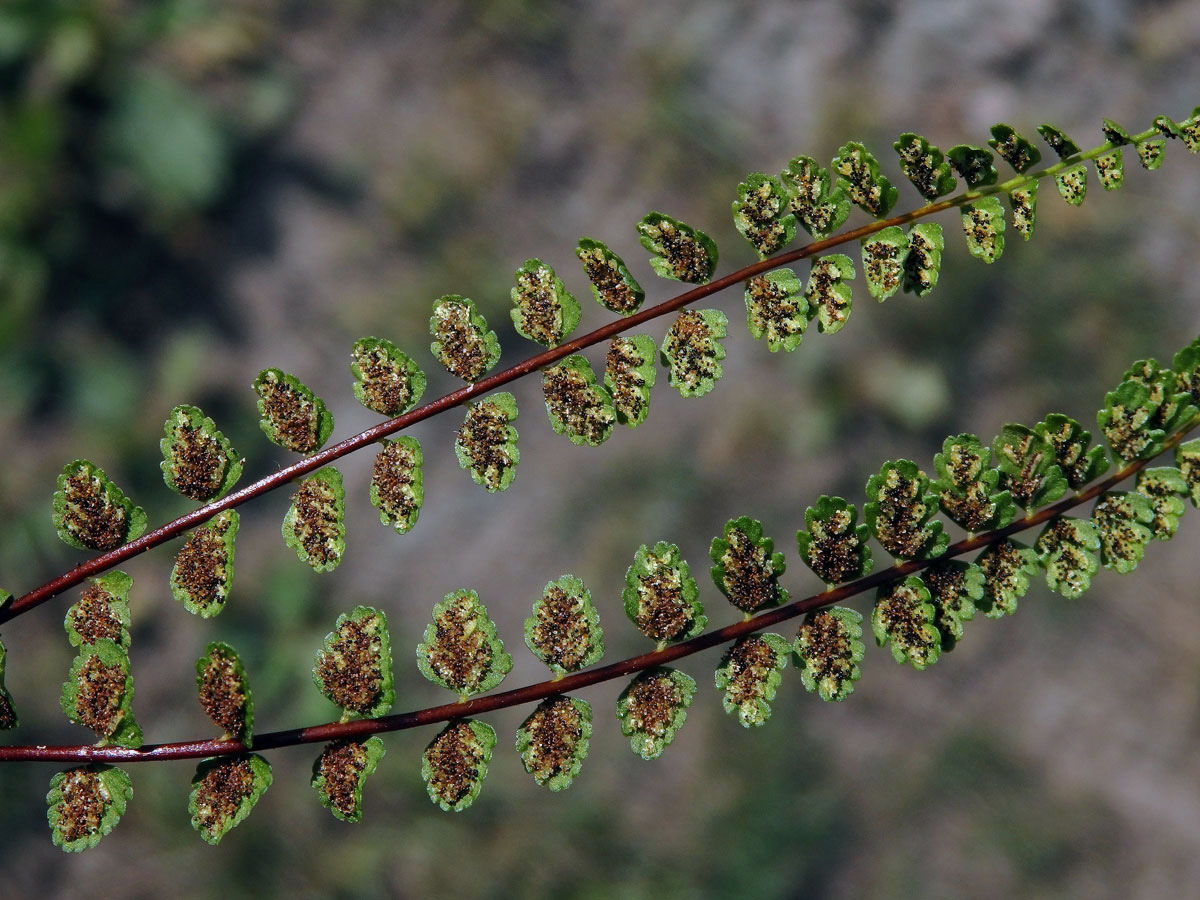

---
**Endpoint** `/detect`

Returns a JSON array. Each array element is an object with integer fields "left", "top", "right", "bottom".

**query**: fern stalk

[
  {"left": 0, "top": 125, "right": 1165, "bottom": 628},
  {"left": 4, "top": 413, "right": 1193, "bottom": 765}
]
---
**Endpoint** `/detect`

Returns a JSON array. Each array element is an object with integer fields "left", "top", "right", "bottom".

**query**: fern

[{"left": 1, "top": 102, "right": 1199, "bottom": 855}]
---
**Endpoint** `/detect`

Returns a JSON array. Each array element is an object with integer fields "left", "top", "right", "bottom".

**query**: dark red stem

[{"left": 2, "top": 426, "right": 1185, "bottom": 763}]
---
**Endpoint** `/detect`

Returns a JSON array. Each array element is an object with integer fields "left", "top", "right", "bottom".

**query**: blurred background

[{"left": 1, "top": 1, "right": 1200, "bottom": 897}]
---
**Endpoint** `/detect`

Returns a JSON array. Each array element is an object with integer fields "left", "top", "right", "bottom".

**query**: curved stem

[
  {"left": 0, "top": 125, "right": 1159, "bottom": 627},
  {"left": 3, "top": 420, "right": 1190, "bottom": 763}
]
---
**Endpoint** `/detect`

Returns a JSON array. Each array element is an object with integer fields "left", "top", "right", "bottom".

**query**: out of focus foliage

[{"left": 0, "top": 0, "right": 291, "bottom": 366}]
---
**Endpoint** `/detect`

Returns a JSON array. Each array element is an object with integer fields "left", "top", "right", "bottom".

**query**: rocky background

[{"left": 1, "top": 1, "right": 1199, "bottom": 897}]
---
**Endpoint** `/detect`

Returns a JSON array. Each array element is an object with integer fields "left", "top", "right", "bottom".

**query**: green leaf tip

[
  {"left": 543, "top": 355, "right": 617, "bottom": 447},
  {"left": 52, "top": 459, "right": 147, "bottom": 552},
  {"left": 196, "top": 642, "right": 254, "bottom": 745},
  {"left": 282, "top": 466, "right": 346, "bottom": 572},
  {"left": 1035, "top": 517, "right": 1101, "bottom": 599},
  {"left": 524, "top": 575, "right": 604, "bottom": 676},
  {"left": 511, "top": 258, "right": 582, "bottom": 348},
  {"left": 988, "top": 124, "right": 1042, "bottom": 173},
  {"left": 171, "top": 510, "right": 239, "bottom": 617},
  {"left": 605, "top": 335, "right": 657, "bottom": 427},
  {"left": 516, "top": 696, "right": 593, "bottom": 790},
  {"left": 350, "top": 336, "right": 426, "bottom": 417},
  {"left": 832, "top": 141, "right": 898, "bottom": 218},
  {"left": 661, "top": 308, "right": 727, "bottom": 397},
  {"left": 455, "top": 391, "right": 520, "bottom": 492},
  {"left": 189, "top": 754, "right": 272, "bottom": 845},
  {"left": 1135, "top": 467, "right": 1188, "bottom": 541},
  {"left": 47, "top": 765, "right": 133, "bottom": 852},
  {"left": 1008, "top": 184, "right": 1038, "bottom": 242},
  {"left": 715, "top": 633, "right": 789, "bottom": 727},
  {"left": 1035, "top": 414, "right": 1110, "bottom": 490},
  {"left": 732, "top": 173, "right": 797, "bottom": 258},
  {"left": 616, "top": 667, "right": 696, "bottom": 760},
  {"left": 1176, "top": 106, "right": 1200, "bottom": 152},
  {"left": 369, "top": 436, "right": 424, "bottom": 534},
  {"left": 1174, "top": 439, "right": 1200, "bottom": 508},
  {"left": 1095, "top": 148, "right": 1125, "bottom": 191},
  {"left": 805, "top": 253, "right": 856, "bottom": 334},
  {"left": 636, "top": 211, "right": 718, "bottom": 284},
  {"left": 429, "top": 294, "right": 501, "bottom": 383},
  {"left": 861, "top": 226, "right": 908, "bottom": 302},
  {"left": 576, "top": 238, "right": 644, "bottom": 316},
  {"left": 872, "top": 576, "right": 941, "bottom": 670},
  {"left": 923, "top": 560, "right": 983, "bottom": 651},
  {"left": 252, "top": 368, "right": 334, "bottom": 455},
  {"left": 709, "top": 515, "right": 788, "bottom": 614},
  {"left": 946, "top": 144, "right": 998, "bottom": 189},
  {"left": 892, "top": 133, "right": 956, "bottom": 201},
  {"left": 1092, "top": 491, "right": 1154, "bottom": 574},
  {"left": 933, "top": 434, "right": 1015, "bottom": 534},
  {"left": 0, "top": 637, "right": 18, "bottom": 730},
  {"left": 961, "top": 196, "right": 1006, "bottom": 264},
  {"left": 1099, "top": 379, "right": 1167, "bottom": 463},
  {"left": 623, "top": 541, "right": 705, "bottom": 645},
  {"left": 1173, "top": 335, "right": 1200, "bottom": 408},
  {"left": 313, "top": 606, "right": 395, "bottom": 719},
  {"left": 1037, "top": 123, "right": 1082, "bottom": 159},
  {"left": 417, "top": 589, "right": 513, "bottom": 698},
  {"left": 864, "top": 459, "right": 949, "bottom": 560},
  {"left": 312, "top": 736, "right": 386, "bottom": 823},
  {"left": 745, "top": 267, "right": 807, "bottom": 351},
  {"left": 61, "top": 639, "right": 142, "bottom": 748},
  {"left": 992, "top": 424, "right": 1069, "bottom": 510},
  {"left": 976, "top": 538, "right": 1039, "bottom": 618},
  {"left": 780, "top": 155, "right": 850, "bottom": 239},
  {"left": 903, "top": 222, "right": 944, "bottom": 295},
  {"left": 160, "top": 404, "right": 242, "bottom": 502},
  {"left": 422, "top": 719, "right": 496, "bottom": 812},
  {"left": 794, "top": 606, "right": 865, "bottom": 701},
  {"left": 65, "top": 571, "right": 133, "bottom": 650},
  {"left": 796, "top": 495, "right": 873, "bottom": 585}
]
